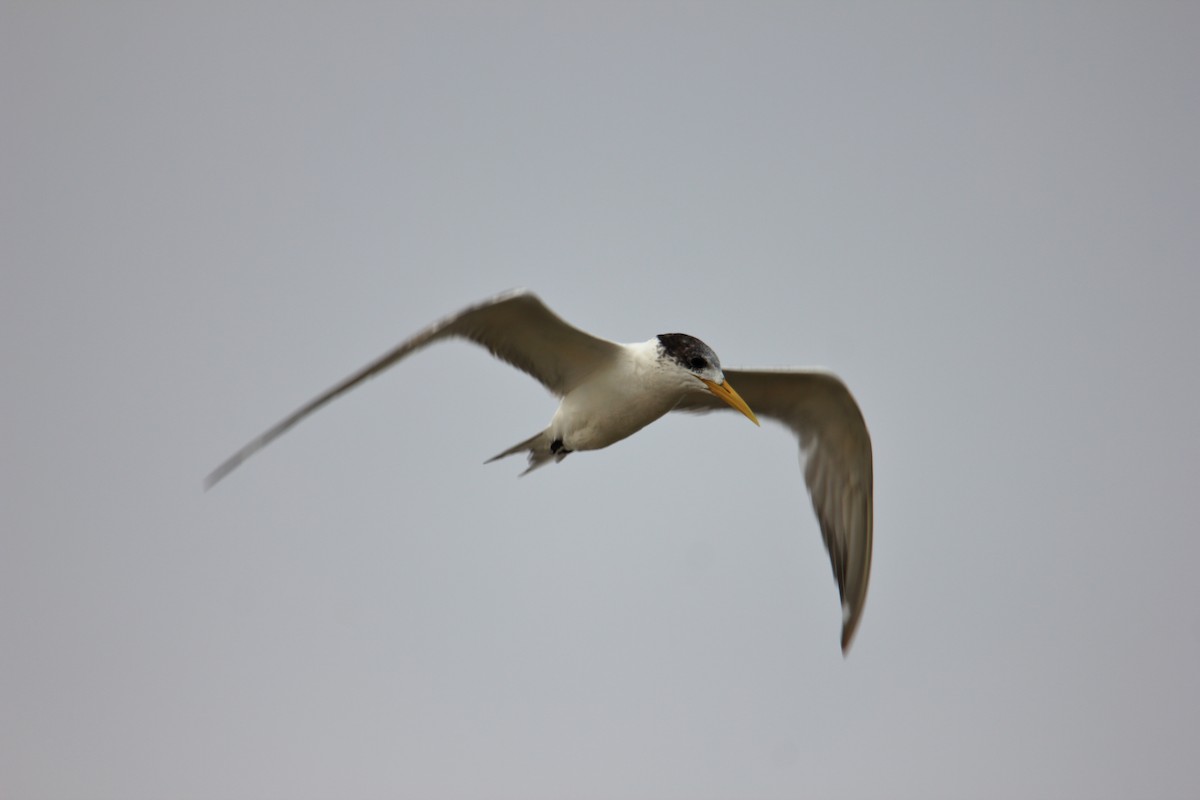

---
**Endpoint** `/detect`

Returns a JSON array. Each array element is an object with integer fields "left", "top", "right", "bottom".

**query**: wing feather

[
  {"left": 205, "top": 290, "right": 619, "bottom": 488},
  {"left": 675, "top": 369, "right": 873, "bottom": 653}
]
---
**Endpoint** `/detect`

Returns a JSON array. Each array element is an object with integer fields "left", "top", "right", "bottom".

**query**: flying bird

[{"left": 206, "top": 290, "right": 873, "bottom": 652}]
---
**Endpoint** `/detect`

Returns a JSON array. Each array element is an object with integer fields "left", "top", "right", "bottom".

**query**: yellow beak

[{"left": 700, "top": 377, "right": 760, "bottom": 426}]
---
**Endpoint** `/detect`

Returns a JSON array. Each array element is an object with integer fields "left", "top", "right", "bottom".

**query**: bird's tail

[{"left": 485, "top": 430, "right": 567, "bottom": 476}]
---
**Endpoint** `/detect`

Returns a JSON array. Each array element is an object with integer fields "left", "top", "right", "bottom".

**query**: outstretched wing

[
  {"left": 206, "top": 290, "right": 620, "bottom": 488},
  {"left": 675, "top": 369, "right": 873, "bottom": 654}
]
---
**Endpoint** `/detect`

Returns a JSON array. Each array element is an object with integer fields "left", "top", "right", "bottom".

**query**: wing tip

[
  {"left": 840, "top": 601, "right": 865, "bottom": 656},
  {"left": 840, "top": 626, "right": 855, "bottom": 656},
  {"left": 203, "top": 456, "right": 239, "bottom": 491}
]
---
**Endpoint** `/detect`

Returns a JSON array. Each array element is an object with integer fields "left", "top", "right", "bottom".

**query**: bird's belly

[{"left": 550, "top": 378, "right": 677, "bottom": 452}]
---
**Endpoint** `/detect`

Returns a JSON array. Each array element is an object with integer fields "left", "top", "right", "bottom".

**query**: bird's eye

[{"left": 690, "top": 356, "right": 708, "bottom": 370}]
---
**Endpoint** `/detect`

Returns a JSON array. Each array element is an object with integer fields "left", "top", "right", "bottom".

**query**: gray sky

[{"left": 4, "top": 3, "right": 1198, "bottom": 798}]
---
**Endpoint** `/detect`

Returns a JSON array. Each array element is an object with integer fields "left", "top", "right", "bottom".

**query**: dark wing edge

[
  {"left": 204, "top": 290, "right": 619, "bottom": 489},
  {"left": 675, "top": 369, "right": 874, "bottom": 654}
]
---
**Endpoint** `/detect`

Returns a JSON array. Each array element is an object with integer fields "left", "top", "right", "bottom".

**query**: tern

[{"left": 206, "top": 290, "right": 873, "bottom": 652}]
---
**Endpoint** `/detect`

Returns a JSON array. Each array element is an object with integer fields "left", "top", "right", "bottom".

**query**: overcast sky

[{"left": 4, "top": 3, "right": 1198, "bottom": 799}]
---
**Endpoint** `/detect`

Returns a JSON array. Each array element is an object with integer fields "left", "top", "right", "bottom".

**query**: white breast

[{"left": 548, "top": 340, "right": 686, "bottom": 452}]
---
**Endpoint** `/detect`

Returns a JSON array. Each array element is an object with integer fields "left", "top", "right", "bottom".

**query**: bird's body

[
  {"left": 492, "top": 337, "right": 743, "bottom": 471},
  {"left": 207, "top": 290, "right": 873, "bottom": 653},
  {"left": 550, "top": 338, "right": 683, "bottom": 451}
]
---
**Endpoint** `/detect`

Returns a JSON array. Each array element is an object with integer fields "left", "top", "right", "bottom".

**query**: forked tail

[{"left": 485, "top": 430, "right": 569, "bottom": 475}]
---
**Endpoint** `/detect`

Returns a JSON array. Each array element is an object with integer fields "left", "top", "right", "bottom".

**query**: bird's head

[{"left": 656, "top": 333, "right": 760, "bottom": 425}]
